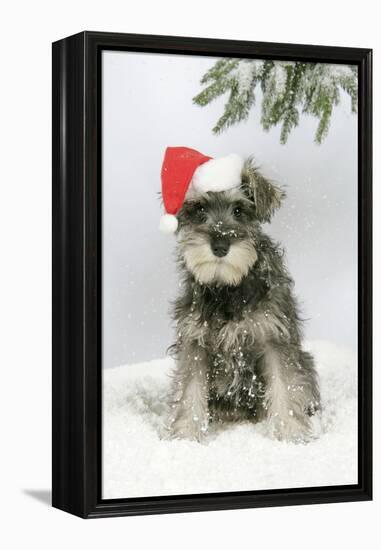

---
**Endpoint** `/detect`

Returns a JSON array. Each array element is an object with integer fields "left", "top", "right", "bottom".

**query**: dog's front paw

[
  {"left": 167, "top": 414, "right": 209, "bottom": 442},
  {"left": 268, "top": 413, "right": 313, "bottom": 444}
]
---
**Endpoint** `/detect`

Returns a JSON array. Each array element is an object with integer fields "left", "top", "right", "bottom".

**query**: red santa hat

[{"left": 160, "top": 146, "right": 244, "bottom": 234}]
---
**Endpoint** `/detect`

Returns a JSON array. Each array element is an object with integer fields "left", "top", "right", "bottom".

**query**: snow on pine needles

[{"left": 103, "top": 341, "right": 357, "bottom": 499}]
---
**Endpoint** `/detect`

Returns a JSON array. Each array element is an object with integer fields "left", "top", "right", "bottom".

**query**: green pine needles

[{"left": 193, "top": 59, "right": 358, "bottom": 144}]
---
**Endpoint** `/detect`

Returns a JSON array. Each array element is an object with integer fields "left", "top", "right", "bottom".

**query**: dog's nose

[{"left": 211, "top": 238, "right": 230, "bottom": 258}]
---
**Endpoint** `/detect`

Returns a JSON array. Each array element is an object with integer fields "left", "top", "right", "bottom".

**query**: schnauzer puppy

[{"left": 166, "top": 157, "right": 320, "bottom": 443}]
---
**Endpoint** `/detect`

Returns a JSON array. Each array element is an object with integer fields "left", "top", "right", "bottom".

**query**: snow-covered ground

[{"left": 103, "top": 341, "right": 357, "bottom": 499}]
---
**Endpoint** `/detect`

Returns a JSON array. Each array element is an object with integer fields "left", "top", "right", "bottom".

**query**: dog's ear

[{"left": 241, "top": 158, "right": 285, "bottom": 223}]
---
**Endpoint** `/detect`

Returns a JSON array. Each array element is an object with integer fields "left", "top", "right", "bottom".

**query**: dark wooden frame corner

[{"left": 52, "top": 31, "right": 372, "bottom": 518}]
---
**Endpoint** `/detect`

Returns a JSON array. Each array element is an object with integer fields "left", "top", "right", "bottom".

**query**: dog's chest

[{"left": 194, "top": 277, "right": 267, "bottom": 327}]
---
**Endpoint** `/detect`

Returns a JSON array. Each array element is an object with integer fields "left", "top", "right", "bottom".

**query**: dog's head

[{"left": 176, "top": 158, "right": 285, "bottom": 287}]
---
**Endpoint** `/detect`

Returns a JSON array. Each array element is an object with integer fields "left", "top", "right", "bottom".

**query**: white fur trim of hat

[{"left": 191, "top": 153, "right": 244, "bottom": 194}]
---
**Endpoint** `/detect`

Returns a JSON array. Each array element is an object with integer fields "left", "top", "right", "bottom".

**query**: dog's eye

[
  {"left": 233, "top": 206, "right": 242, "bottom": 218},
  {"left": 190, "top": 202, "right": 207, "bottom": 223}
]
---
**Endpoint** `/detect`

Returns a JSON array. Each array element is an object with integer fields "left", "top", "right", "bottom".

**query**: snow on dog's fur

[{"left": 166, "top": 158, "right": 320, "bottom": 443}]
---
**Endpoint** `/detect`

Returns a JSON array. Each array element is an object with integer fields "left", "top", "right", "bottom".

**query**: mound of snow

[{"left": 103, "top": 341, "right": 357, "bottom": 499}]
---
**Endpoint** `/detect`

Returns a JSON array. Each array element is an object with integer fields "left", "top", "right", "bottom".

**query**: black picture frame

[{"left": 52, "top": 31, "right": 372, "bottom": 519}]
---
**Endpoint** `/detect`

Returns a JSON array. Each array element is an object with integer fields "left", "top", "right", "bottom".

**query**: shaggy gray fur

[{"left": 166, "top": 158, "right": 320, "bottom": 443}]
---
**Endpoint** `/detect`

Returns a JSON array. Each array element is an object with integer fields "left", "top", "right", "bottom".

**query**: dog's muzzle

[{"left": 211, "top": 237, "right": 230, "bottom": 258}]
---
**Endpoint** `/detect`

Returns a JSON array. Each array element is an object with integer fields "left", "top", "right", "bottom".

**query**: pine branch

[{"left": 193, "top": 59, "right": 358, "bottom": 144}]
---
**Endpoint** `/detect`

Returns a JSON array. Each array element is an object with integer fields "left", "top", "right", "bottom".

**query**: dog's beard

[{"left": 179, "top": 232, "right": 257, "bottom": 286}]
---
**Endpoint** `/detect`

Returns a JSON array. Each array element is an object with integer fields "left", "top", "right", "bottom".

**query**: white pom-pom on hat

[{"left": 159, "top": 213, "right": 178, "bottom": 234}]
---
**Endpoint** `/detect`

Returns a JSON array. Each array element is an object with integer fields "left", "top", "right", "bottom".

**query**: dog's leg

[
  {"left": 167, "top": 344, "right": 209, "bottom": 441},
  {"left": 261, "top": 343, "right": 319, "bottom": 443}
]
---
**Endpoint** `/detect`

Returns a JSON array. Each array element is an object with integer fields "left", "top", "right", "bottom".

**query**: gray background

[{"left": 102, "top": 51, "right": 357, "bottom": 368}]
